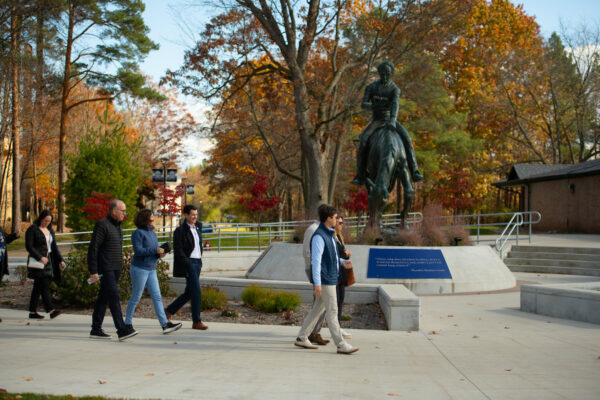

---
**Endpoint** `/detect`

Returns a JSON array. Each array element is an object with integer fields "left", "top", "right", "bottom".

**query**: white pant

[{"left": 297, "top": 285, "right": 347, "bottom": 347}]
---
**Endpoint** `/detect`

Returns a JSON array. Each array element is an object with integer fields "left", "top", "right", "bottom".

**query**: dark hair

[
  {"left": 108, "top": 199, "right": 121, "bottom": 212},
  {"left": 183, "top": 205, "right": 197, "bottom": 215},
  {"left": 317, "top": 204, "right": 337, "bottom": 223},
  {"left": 34, "top": 209, "right": 53, "bottom": 226},
  {"left": 134, "top": 208, "right": 154, "bottom": 228},
  {"left": 377, "top": 61, "right": 394, "bottom": 75}
]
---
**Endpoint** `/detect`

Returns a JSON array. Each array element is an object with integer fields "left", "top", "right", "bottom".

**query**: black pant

[
  {"left": 29, "top": 275, "right": 54, "bottom": 313},
  {"left": 336, "top": 282, "right": 345, "bottom": 324},
  {"left": 92, "top": 269, "right": 126, "bottom": 332}
]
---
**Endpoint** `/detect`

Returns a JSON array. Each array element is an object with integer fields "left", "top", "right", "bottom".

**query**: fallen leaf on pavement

[
  {"left": 447, "top": 314, "right": 454, "bottom": 317},
  {"left": 98, "top": 380, "right": 106, "bottom": 384},
  {"left": 430, "top": 331, "right": 439, "bottom": 335},
  {"left": 375, "top": 346, "right": 380, "bottom": 349},
  {"left": 504, "top": 326, "right": 510, "bottom": 329},
  {"left": 407, "top": 330, "right": 412, "bottom": 333},
  {"left": 387, "top": 394, "right": 399, "bottom": 397},
  {"left": 505, "top": 369, "right": 512, "bottom": 372},
  {"left": 18, "top": 320, "right": 24, "bottom": 323},
  {"left": 145, "top": 373, "right": 154, "bottom": 376},
  {"left": 26, "top": 378, "right": 33, "bottom": 381},
  {"left": 173, "top": 341, "right": 178, "bottom": 344},
  {"left": 26, "top": 322, "right": 30, "bottom": 326},
  {"left": 472, "top": 335, "right": 479, "bottom": 339}
]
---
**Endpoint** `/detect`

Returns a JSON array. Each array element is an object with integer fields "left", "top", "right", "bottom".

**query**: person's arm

[
  {"left": 87, "top": 222, "right": 105, "bottom": 275},
  {"left": 132, "top": 229, "right": 158, "bottom": 257},
  {"left": 5, "top": 232, "right": 19, "bottom": 244},
  {"left": 361, "top": 83, "right": 374, "bottom": 111},
  {"left": 25, "top": 227, "right": 44, "bottom": 261},
  {"left": 173, "top": 226, "right": 191, "bottom": 271},
  {"left": 310, "top": 235, "right": 325, "bottom": 286},
  {"left": 50, "top": 231, "right": 64, "bottom": 263},
  {"left": 388, "top": 85, "right": 400, "bottom": 125}
]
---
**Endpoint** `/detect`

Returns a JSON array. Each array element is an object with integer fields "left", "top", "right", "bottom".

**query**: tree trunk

[
  {"left": 57, "top": 4, "right": 75, "bottom": 232},
  {"left": 10, "top": 8, "right": 22, "bottom": 234}
]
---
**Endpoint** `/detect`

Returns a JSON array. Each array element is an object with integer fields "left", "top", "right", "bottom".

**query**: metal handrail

[
  {"left": 50, "top": 210, "right": 541, "bottom": 253},
  {"left": 494, "top": 213, "right": 524, "bottom": 258}
]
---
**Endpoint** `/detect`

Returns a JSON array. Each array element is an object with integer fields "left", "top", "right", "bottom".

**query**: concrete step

[
  {"left": 510, "top": 246, "right": 600, "bottom": 256},
  {"left": 504, "top": 258, "right": 600, "bottom": 269},
  {"left": 506, "top": 264, "right": 600, "bottom": 277},
  {"left": 506, "top": 251, "right": 599, "bottom": 262}
]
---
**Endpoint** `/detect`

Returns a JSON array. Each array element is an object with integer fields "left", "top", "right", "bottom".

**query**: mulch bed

[{"left": 0, "top": 280, "right": 387, "bottom": 330}]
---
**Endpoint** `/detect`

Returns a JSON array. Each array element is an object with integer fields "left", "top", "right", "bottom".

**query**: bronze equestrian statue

[{"left": 352, "top": 61, "right": 423, "bottom": 231}]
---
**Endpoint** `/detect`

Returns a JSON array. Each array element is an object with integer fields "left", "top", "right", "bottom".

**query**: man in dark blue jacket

[
  {"left": 165, "top": 204, "right": 208, "bottom": 330},
  {"left": 88, "top": 199, "right": 137, "bottom": 341},
  {"left": 294, "top": 204, "right": 358, "bottom": 354}
]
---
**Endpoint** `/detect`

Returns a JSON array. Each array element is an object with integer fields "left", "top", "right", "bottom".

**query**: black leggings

[{"left": 29, "top": 275, "right": 54, "bottom": 313}]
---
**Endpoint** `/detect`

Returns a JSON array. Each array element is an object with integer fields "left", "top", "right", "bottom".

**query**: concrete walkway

[{"left": 1, "top": 271, "right": 599, "bottom": 400}]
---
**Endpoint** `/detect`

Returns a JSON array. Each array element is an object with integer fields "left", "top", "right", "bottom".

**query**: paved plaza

[{"left": 1, "top": 270, "right": 599, "bottom": 399}]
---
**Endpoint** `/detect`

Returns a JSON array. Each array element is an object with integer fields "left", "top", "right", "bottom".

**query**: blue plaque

[{"left": 367, "top": 248, "right": 452, "bottom": 279}]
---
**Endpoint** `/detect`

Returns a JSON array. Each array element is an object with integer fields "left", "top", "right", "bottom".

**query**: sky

[{"left": 139, "top": 0, "right": 600, "bottom": 167}]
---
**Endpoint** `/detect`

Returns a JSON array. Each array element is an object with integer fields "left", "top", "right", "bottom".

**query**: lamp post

[{"left": 160, "top": 156, "right": 169, "bottom": 229}]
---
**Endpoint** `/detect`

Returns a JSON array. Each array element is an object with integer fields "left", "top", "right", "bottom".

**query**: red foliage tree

[
  {"left": 238, "top": 174, "right": 282, "bottom": 223},
  {"left": 81, "top": 192, "right": 114, "bottom": 222},
  {"left": 156, "top": 186, "right": 185, "bottom": 219},
  {"left": 342, "top": 188, "right": 368, "bottom": 216}
]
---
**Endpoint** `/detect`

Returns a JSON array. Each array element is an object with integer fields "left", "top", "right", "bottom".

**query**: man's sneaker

[
  {"left": 117, "top": 325, "right": 138, "bottom": 341},
  {"left": 337, "top": 342, "right": 359, "bottom": 354},
  {"left": 308, "top": 333, "right": 330, "bottom": 345},
  {"left": 90, "top": 329, "right": 112, "bottom": 340},
  {"left": 29, "top": 312, "right": 44, "bottom": 319},
  {"left": 294, "top": 337, "right": 318, "bottom": 349},
  {"left": 162, "top": 321, "right": 182, "bottom": 334},
  {"left": 340, "top": 329, "right": 352, "bottom": 339}
]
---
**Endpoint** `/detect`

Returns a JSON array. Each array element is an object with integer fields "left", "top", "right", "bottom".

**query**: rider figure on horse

[{"left": 352, "top": 61, "right": 424, "bottom": 186}]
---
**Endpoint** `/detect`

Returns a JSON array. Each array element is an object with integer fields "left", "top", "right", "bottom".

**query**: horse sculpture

[{"left": 364, "top": 124, "right": 414, "bottom": 232}]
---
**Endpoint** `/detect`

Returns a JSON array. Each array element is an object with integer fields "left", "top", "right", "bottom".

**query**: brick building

[{"left": 493, "top": 159, "right": 600, "bottom": 233}]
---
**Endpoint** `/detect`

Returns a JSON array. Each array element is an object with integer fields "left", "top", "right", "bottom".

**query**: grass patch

[
  {"left": 241, "top": 284, "right": 302, "bottom": 313},
  {"left": 340, "top": 315, "right": 352, "bottom": 321}
]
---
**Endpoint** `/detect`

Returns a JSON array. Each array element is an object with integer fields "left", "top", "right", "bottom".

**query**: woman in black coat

[
  {"left": 25, "top": 210, "right": 65, "bottom": 319},
  {"left": 0, "top": 226, "right": 19, "bottom": 323}
]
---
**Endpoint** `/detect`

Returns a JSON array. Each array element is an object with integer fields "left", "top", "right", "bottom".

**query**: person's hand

[
  {"left": 314, "top": 285, "right": 322, "bottom": 298},
  {"left": 342, "top": 260, "right": 353, "bottom": 269},
  {"left": 60, "top": 261, "right": 67, "bottom": 270},
  {"left": 157, "top": 247, "right": 165, "bottom": 255},
  {"left": 41, "top": 257, "right": 49, "bottom": 265},
  {"left": 89, "top": 273, "right": 100, "bottom": 283},
  {"left": 159, "top": 252, "right": 167, "bottom": 259},
  {"left": 344, "top": 249, "right": 352, "bottom": 258}
]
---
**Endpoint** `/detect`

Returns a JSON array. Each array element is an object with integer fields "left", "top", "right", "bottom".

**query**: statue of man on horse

[{"left": 352, "top": 61, "right": 423, "bottom": 231}]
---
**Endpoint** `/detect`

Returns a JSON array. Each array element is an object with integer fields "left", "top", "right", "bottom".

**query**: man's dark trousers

[
  {"left": 166, "top": 259, "right": 202, "bottom": 323},
  {"left": 92, "top": 270, "right": 126, "bottom": 331}
]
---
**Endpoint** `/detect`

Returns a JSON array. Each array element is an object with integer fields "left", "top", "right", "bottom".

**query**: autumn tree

[
  {"left": 167, "top": 1, "right": 413, "bottom": 217},
  {"left": 64, "top": 111, "right": 145, "bottom": 231},
  {"left": 56, "top": 0, "right": 163, "bottom": 231}
]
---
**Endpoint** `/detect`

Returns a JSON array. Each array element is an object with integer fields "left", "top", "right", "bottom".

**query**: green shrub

[
  {"left": 54, "top": 247, "right": 174, "bottom": 308},
  {"left": 241, "top": 284, "right": 301, "bottom": 313},
  {"left": 221, "top": 308, "right": 238, "bottom": 318},
  {"left": 201, "top": 286, "right": 228, "bottom": 310}
]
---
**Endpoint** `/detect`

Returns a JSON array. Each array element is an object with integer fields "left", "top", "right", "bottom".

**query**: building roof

[{"left": 493, "top": 159, "right": 600, "bottom": 188}]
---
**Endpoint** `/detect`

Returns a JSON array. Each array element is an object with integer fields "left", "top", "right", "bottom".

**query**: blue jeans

[
  {"left": 166, "top": 258, "right": 202, "bottom": 323},
  {"left": 125, "top": 265, "right": 168, "bottom": 326}
]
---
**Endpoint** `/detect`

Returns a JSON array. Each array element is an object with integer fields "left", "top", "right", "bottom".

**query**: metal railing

[{"left": 52, "top": 211, "right": 541, "bottom": 253}]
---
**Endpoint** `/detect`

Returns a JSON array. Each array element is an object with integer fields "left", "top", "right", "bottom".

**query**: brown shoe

[
  {"left": 164, "top": 309, "right": 173, "bottom": 322},
  {"left": 192, "top": 321, "right": 208, "bottom": 330},
  {"left": 308, "top": 333, "right": 330, "bottom": 345}
]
